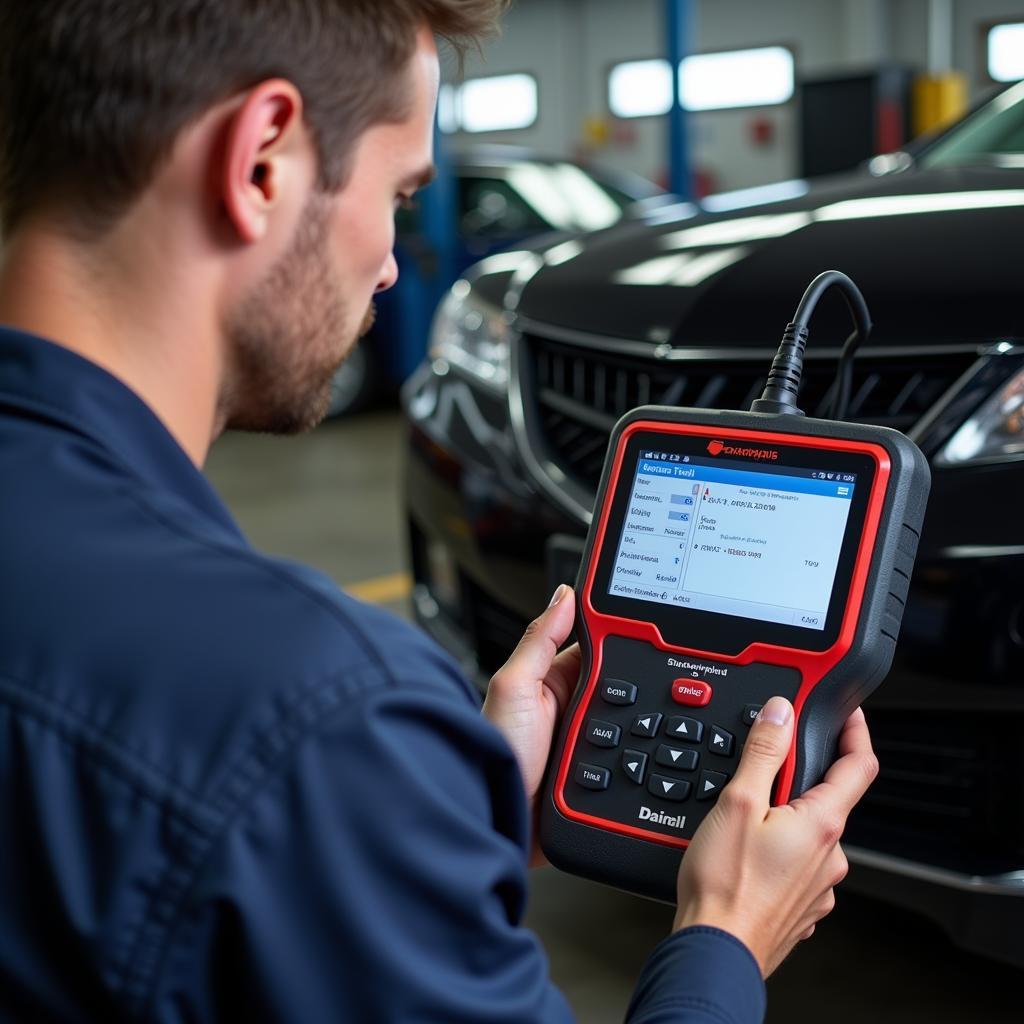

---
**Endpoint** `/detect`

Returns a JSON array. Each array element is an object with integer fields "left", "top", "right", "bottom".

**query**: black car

[{"left": 402, "top": 82, "right": 1024, "bottom": 966}]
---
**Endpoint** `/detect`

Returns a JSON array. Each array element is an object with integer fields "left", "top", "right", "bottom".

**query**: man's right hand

[{"left": 672, "top": 696, "right": 878, "bottom": 977}]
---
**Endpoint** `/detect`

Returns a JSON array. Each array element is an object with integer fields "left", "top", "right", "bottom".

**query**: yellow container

[{"left": 912, "top": 72, "right": 968, "bottom": 137}]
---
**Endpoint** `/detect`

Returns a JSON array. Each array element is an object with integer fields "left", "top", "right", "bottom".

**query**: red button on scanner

[{"left": 671, "top": 678, "right": 712, "bottom": 707}]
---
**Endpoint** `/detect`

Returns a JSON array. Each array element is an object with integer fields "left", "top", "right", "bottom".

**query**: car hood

[{"left": 502, "top": 165, "right": 1024, "bottom": 348}]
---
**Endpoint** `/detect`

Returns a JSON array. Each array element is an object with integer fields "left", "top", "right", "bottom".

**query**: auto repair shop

[{"left": 2, "top": 1, "right": 1023, "bottom": 1022}]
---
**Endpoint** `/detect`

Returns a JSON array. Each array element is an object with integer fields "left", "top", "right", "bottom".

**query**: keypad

[{"left": 566, "top": 635, "right": 801, "bottom": 841}]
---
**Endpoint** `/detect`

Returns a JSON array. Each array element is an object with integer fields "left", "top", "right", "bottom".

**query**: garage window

[
  {"left": 989, "top": 23, "right": 1024, "bottom": 83},
  {"left": 609, "top": 47, "right": 794, "bottom": 118},
  {"left": 440, "top": 74, "right": 538, "bottom": 134}
]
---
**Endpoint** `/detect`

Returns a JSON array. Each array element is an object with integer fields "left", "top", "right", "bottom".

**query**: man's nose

[{"left": 376, "top": 251, "right": 399, "bottom": 294}]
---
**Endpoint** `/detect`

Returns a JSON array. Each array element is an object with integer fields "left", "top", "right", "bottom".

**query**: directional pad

[
  {"left": 648, "top": 773, "right": 690, "bottom": 802},
  {"left": 622, "top": 749, "right": 648, "bottom": 785},
  {"left": 666, "top": 716, "right": 703, "bottom": 744},
  {"left": 630, "top": 712, "right": 663, "bottom": 738},
  {"left": 654, "top": 744, "right": 699, "bottom": 771},
  {"left": 708, "top": 725, "right": 735, "bottom": 757},
  {"left": 697, "top": 769, "right": 728, "bottom": 801}
]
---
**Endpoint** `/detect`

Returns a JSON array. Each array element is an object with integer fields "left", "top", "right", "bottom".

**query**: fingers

[
  {"left": 727, "top": 696, "right": 795, "bottom": 809},
  {"left": 544, "top": 643, "right": 582, "bottom": 715},
  {"left": 795, "top": 709, "right": 878, "bottom": 824},
  {"left": 490, "top": 585, "right": 575, "bottom": 694},
  {"left": 836, "top": 706, "right": 872, "bottom": 759}
]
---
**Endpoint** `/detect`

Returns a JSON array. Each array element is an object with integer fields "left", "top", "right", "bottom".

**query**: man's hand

[
  {"left": 482, "top": 585, "right": 579, "bottom": 864},
  {"left": 673, "top": 697, "right": 878, "bottom": 977}
]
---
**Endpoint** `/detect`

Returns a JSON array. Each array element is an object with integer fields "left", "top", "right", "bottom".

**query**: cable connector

[
  {"left": 749, "top": 321, "right": 810, "bottom": 416},
  {"left": 749, "top": 270, "right": 872, "bottom": 419}
]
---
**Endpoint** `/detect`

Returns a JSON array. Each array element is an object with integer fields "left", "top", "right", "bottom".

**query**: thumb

[
  {"left": 491, "top": 585, "right": 575, "bottom": 691},
  {"left": 730, "top": 696, "right": 794, "bottom": 807}
]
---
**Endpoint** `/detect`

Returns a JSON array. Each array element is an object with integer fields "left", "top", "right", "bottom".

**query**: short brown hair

[{"left": 0, "top": 0, "right": 508, "bottom": 235}]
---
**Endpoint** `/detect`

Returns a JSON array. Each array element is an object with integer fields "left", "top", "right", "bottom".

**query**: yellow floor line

[{"left": 347, "top": 571, "right": 413, "bottom": 604}]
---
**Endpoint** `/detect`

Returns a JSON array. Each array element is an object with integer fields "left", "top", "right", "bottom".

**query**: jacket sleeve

[
  {"left": 147, "top": 679, "right": 764, "bottom": 1024},
  {"left": 626, "top": 927, "right": 766, "bottom": 1024},
  {"left": 148, "top": 681, "right": 575, "bottom": 1023}
]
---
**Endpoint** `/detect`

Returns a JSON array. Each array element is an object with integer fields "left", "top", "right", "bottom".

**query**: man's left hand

[{"left": 482, "top": 584, "right": 580, "bottom": 866}]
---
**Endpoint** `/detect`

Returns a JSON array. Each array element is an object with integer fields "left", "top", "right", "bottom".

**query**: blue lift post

[
  {"left": 665, "top": 0, "right": 693, "bottom": 200},
  {"left": 393, "top": 119, "right": 458, "bottom": 382}
]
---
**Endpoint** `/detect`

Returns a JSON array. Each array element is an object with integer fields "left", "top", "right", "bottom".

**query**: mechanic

[{"left": 0, "top": 2, "right": 876, "bottom": 1021}]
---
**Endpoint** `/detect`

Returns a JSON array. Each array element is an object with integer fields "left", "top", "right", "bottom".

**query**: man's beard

[{"left": 221, "top": 192, "right": 375, "bottom": 435}]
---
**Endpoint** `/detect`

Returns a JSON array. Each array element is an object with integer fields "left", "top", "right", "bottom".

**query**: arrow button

[
  {"left": 621, "top": 749, "right": 648, "bottom": 785},
  {"left": 696, "top": 769, "right": 729, "bottom": 802},
  {"left": 667, "top": 716, "right": 703, "bottom": 744},
  {"left": 708, "top": 725, "right": 735, "bottom": 757},
  {"left": 648, "top": 773, "right": 690, "bottom": 802},
  {"left": 630, "top": 712, "right": 663, "bottom": 738},
  {"left": 655, "top": 744, "right": 699, "bottom": 771}
]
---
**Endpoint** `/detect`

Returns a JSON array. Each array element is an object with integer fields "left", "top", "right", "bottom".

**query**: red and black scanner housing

[{"left": 539, "top": 405, "right": 930, "bottom": 902}]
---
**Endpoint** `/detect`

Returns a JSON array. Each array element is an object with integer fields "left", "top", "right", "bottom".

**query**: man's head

[{"left": 0, "top": 1, "right": 506, "bottom": 435}]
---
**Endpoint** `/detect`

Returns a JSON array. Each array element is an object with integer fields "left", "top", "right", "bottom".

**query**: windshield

[{"left": 921, "top": 80, "right": 1024, "bottom": 169}]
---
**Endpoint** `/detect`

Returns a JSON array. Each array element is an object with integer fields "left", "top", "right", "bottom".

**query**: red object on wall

[
  {"left": 876, "top": 98, "right": 903, "bottom": 154},
  {"left": 749, "top": 116, "right": 776, "bottom": 147}
]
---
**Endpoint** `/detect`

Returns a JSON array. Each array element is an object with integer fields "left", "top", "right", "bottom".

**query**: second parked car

[{"left": 327, "top": 146, "right": 663, "bottom": 415}]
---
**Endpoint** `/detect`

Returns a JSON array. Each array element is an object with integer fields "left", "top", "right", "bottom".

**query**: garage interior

[{"left": 5, "top": 0, "right": 1024, "bottom": 1018}]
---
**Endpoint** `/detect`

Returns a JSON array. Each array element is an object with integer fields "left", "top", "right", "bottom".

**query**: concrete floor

[{"left": 206, "top": 411, "right": 1023, "bottom": 1023}]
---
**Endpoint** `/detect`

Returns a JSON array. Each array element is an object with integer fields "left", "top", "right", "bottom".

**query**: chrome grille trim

[{"left": 510, "top": 320, "right": 987, "bottom": 519}]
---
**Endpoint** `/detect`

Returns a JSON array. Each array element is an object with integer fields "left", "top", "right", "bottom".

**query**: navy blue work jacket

[{"left": 0, "top": 327, "right": 766, "bottom": 1022}]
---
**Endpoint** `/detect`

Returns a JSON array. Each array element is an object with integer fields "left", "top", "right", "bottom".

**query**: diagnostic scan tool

[{"left": 540, "top": 272, "right": 930, "bottom": 900}]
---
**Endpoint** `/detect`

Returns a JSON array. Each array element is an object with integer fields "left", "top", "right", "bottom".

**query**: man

[{"left": 0, "top": 2, "right": 875, "bottom": 1021}]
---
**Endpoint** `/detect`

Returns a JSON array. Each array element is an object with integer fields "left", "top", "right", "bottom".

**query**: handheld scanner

[{"left": 539, "top": 406, "right": 930, "bottom": 902}]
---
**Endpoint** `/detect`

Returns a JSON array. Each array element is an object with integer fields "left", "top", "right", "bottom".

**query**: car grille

[
  {"left": 847, "top": 709, "right": 1024, "bottom": 875},
  {"left": 525, "top": 332, "right": 978, "bottom": 494}
]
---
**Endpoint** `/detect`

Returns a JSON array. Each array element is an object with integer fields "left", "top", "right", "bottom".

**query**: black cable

[
  {"left": 828, "top": 328, "right": 860, "bottom": 421},
  {"left": 749, "top": 270, "right": 872, "bottom": 419}
]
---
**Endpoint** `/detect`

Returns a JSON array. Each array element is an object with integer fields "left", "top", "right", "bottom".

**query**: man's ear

[{"left": 221, "top": 79, "right": 310, "bottom": 244}]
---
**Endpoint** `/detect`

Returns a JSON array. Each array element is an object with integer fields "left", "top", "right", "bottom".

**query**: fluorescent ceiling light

[
  {"left": 680, "top": 47, "right": 793, "bottom": 111},
  {"left": 989, "top": 24, "right": 1024, "bottom": 82},
  {"left": 609, "top": 59, "right": 673, "bottom": 118},
  {"left": 460, "top": 74, "right": 537, "bottom": 133}
]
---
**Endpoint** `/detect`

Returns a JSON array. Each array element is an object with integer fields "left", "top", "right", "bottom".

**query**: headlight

[
  {"left": 428, "top": 280, "right": 512, "bottom": 393},
  {"left": 936, "top": 364, "right": 1024, "bottom": 465}
]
